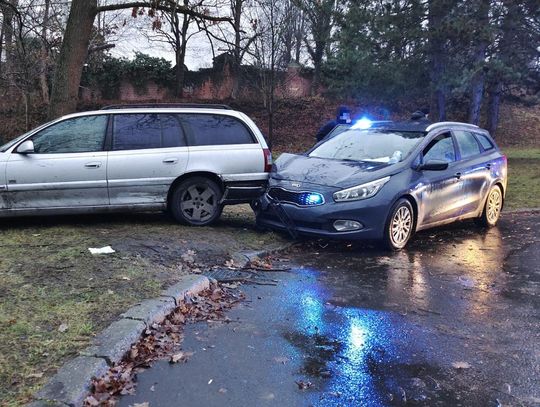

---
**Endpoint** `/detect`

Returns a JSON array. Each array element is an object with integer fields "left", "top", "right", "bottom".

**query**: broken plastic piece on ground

[{"left": 89, "top": 246, "right": 116, "bottom": 255}]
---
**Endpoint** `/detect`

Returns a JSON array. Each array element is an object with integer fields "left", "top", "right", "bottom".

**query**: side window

[
  {"left": 113, "top": 114, "right": 161, "bottom": 150},
  {"left": 454, "top": 130, "right": 481, "bottom": 159},
  {"left": 475, "top": 133, "right": 494, "bottom": 151},
  {"left": 112, "top": 114, "right": 186, "bottom": 151},
  {"left": 423, "top": 133, "right": 456, "bottom": 163},
  {"left": 162, "top": 115, "right": 185, "bottom": 148},
  {"left": 180, "top": 114, "right": 256, "bottom": 146},
  {"left": 31, "top": 115, "right": 107, "bottom": 154}
]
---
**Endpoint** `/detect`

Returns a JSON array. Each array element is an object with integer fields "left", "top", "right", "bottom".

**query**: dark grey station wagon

[{"left": 256, "top": 121, "right": 508, "bottom": 250}]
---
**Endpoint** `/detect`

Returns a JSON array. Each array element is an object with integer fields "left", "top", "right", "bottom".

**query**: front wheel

[
  {"left": 170, "top": 177, "right": 223, "bottom": 226},
  {"left": 383, "top": 198, "right": 415, "bottom": 251},
  {"left": 477, "top": 185, "right": 503, "bottom": 227}
]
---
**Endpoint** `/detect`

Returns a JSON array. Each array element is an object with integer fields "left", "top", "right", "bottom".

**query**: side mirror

[
  {"left": 17, "top": 140, "right": 35, "bottom": 154},
  {"left": 418, "top": 159, "right": 448, "bottom": 171}
]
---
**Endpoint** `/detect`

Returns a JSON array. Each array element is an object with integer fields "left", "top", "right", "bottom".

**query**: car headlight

[{"left": 333, "top": 176, "right": 390, "bottom": 202}]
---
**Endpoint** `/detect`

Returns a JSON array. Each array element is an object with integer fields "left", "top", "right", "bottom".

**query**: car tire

[
  {"left": 170, "top": 177, "right": 223, "bottom": 226},
  {"left": 476, "top": 185, "right": 503, "bottom": 227},
  {"left": 383, "top": 198, "right": 415, "bottom": 251}
]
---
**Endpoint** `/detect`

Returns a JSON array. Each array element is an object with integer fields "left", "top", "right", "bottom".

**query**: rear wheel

[
  {"left": 383, "top": 198, "right": 415, "bottom": 251},
  {"left": 477, "top": 185, "right": 503, "bottom": 227},
  {"left": 170, "top": 177, "right": 223, "bottom": 226}
]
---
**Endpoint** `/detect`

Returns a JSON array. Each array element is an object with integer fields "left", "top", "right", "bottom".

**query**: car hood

[{"left": 272, "top": 153, "right": 395, "bottom": 189}]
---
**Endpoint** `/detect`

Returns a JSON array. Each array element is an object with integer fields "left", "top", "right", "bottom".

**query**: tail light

[{"left": 263, "top": 148, "right": 273, "bottom": 173}]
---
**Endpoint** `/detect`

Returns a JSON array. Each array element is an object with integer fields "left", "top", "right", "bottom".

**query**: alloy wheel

[
  {"left": 180, "top": 184, "right": 218, "bottom": 222},
  {"left": 486, "top": 187, "right": 502, "bottom": 224},
  {"left": 390, "top": 205, "right": 412, "bottom": 247}
]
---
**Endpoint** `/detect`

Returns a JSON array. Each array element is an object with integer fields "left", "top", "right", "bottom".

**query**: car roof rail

[
  {"left": 425, "top": 121, "right": 479, "bottom": 132},
  {"left": 100, "top": 103, "right": 233, "bottom": 110}
]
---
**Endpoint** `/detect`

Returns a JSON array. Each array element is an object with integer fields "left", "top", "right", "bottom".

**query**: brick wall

[{"left": 81, "top": 63, "right": 314, "bottom": 102}]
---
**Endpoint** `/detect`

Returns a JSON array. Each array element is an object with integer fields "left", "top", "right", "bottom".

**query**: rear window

[
  {"left": 112, "top": 114, "right": 186, "bottom": 151},
  {"left": 180, "top": 114, "right": 255, "bottom": 146},
  {"left": 475, "top": 133, "right": 495, "bottom": 150}
]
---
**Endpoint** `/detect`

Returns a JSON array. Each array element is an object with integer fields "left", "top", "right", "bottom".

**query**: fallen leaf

[
  {"left": 218, "top": 388, "right": 227, "bottom": 394},
  {"left": 85, "top": 395, "right": 99, "bottom": 406},
  {"left": 26, "top": 372, "right": 44, "bottom": 379},
  {"left": 208, "top": 379, "right": 213, "bottom": 385},
  {"left": 133, "top": 403, "right": 149, "bottom": 407},
  {"left": 224, "top": 259, "right": 236, "bottom": 269},
  {"left": 170, "top": 351, "right": 193, "bottom": 364},
  {"left": 452, "top": 361, "right": 471, "bottom": 369},
  {"left": 260, "top": 392, "right": 275, "bottom": 400},
  {"left": 181, "top": 250, "right": 196, "bottom": 263},
  {"left": 121, "top": 276, "right": 131, "bottom": 281},
  {"left": 58, "top": 323, "right": 68, "bottom": 333},
  {"left": 295, "top": 380, "right": 313, "bottom": 390},
  {"left": 273, "top": 356, "right": 289, "bottom": 364}
]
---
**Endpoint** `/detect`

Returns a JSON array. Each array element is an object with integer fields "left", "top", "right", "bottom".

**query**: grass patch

[
  {"left": 503, "top": 148, "right": 540, "bottom": 210},
  {"left": 0, "top": 208, "right": 285, "bottom": 405}
]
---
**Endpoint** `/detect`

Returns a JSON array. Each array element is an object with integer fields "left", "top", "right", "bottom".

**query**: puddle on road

[{"left": 279, "top": 219, "right": 540, "bottom": 406}]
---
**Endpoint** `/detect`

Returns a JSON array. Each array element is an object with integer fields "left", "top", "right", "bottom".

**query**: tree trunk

[
  {"left": 486, "top": 81, "right": 502, "bottom": 137},
  {"left": 230, "top": 0, "right": 243, "bottom": 100},
  {"left": 39, "top": 0, "right": 51, "bottom": 104},
  {"left": 2, "top": 0, "right": 16, "bottom": 85},
  {"left": 428, "top": 0, "right": 447, "bottom": 122},
  {"left": 468, "top": 0, "right": 490, "bottom": 125},
  {"left": 48, "top": 0, "right": 97, "bottom": 120}
]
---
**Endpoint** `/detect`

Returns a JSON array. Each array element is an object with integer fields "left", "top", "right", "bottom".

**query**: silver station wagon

[{"left": 0, "top": 104, "right": 272, "bottom": 225}]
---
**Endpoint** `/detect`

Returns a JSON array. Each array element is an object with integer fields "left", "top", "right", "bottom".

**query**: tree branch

[{"left": 95, "top": 1, "right": 232, "bottom": 24}]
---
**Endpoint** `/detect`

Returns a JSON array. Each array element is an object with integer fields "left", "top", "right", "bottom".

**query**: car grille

[{"left": 267, "top": 187, "right": 325, "bottom": 207}]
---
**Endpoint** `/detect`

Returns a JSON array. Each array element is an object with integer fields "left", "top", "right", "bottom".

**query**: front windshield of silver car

[{"left": 309, "top": 129, "right": 425, "bottom": 164}]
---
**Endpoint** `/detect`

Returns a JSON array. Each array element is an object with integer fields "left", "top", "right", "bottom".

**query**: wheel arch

[
  {"left": 495, "top": 181, "right": 505, "bottom": 210},
  {"left": 393, "top": 193, "right": 419, "bottom": 233}
]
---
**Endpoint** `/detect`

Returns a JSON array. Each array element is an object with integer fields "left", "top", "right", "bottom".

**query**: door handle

[
  {"left": 163, "top": 158, "right": 179, "bottom": 164},
  {"left": 85, "top": 162, "right": 102, "bottom": 169},
  {"left": 454, "top": 172, "right": 462, "bottom": 180}
]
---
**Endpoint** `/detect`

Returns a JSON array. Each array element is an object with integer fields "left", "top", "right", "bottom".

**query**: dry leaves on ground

[{"left": 84, "top": 283, "right": 244, "bottom": 406}]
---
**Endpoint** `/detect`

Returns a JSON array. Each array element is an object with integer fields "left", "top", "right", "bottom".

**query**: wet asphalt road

[{"left": 120, "top": 212, "right": 540, "bottom": 407}]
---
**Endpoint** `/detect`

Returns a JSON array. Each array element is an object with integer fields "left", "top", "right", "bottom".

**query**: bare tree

[
  {"left": 293, "top": 0, "right": 336, "bottom": 94},
  {"left": 48, "top": 0, "right": 231, "bottom": 119},
  {"left": 251, "top": 0, "right": 289, "bottom": 147}
]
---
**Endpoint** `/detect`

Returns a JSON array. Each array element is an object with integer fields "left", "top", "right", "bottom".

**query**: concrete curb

[
  {"left": 230, "top": 242, "right": 294, "bottom": 268},
  {"left": 32, "top": 275, "right": 210, "bottom": 407},
  {"left": 29, "top": 243, "right": 292, "bottom": 406}
]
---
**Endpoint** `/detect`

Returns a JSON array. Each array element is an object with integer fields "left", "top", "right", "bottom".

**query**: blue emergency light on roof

[{"left": 351, "top": 117, "right": 373, "bottom": 130}]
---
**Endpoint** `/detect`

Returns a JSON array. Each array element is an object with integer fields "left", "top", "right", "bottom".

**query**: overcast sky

[{"left": 99, "top": 4, "right": 225, "bottom": 71}]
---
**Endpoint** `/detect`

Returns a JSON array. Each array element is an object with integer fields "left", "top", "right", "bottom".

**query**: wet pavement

[{"left": 119, "top": 212, "right": 540, "bottom": 407}]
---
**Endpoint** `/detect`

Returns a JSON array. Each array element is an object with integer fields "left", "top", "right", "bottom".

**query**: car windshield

[
  {"left": 309, "top": 129, "right": 425, "bottom": 164},
  {"left": 0, "top": 121, "right": 54, "bottom": 153}
]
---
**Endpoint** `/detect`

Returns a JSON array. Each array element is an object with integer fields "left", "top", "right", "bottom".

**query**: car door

[
  {"left": 416, "top": 132, "right": 463, "bottom": 226},
  {"left": 107, "top": 113, "right": 189, "bottom": 205},
  {"left": 452, "top": 130, "right": 491, "bottom": 218},
  {"left": 5, "top": 115, "right": 109, "bottom": 209}
]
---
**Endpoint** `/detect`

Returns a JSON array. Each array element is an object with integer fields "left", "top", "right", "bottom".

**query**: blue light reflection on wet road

[{"left": 288, "top": 267, "right": 402, "bottom": 406}]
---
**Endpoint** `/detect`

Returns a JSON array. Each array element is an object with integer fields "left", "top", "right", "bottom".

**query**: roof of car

[
  {"left": 372, "top": 120, "right": 482, "bottom": 133},
  {"left": 100, "top": 103, "right": 233, "bottom": 110}
]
